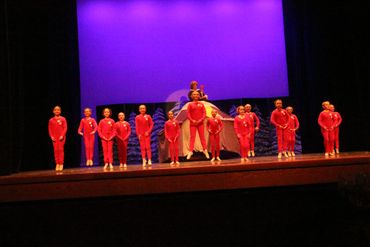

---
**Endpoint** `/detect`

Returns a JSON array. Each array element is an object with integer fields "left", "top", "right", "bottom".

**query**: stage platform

[{"left": 0, "top": 152, "right": 369, "bottom": 203}]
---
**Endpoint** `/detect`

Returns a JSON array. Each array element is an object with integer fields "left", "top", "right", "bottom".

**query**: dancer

[
  {"left": 98, "top": 108, "right": 116, "bottom": 169},
  {"left": 207, "top": 109, "right": 223, "bottom": 161},
  {"left": 234, "top": 105, "right": 250, "bottom": 162},
  {"left": 244, "top": 104, "right": 260, "bottom": 157},
  {"left": 135, "top": 105, "right": 154, "bottom": 167},
  {"left": 318, "top": 101, "right": 335, "bottom": 156},
  {"left": 78, "top": 108, "right": 97, "bottom": 166},
  {"left": 48, "top": 105, "right": 67, "bottom": 171},
  {"left": 270, "top": 99, "right": 290, "bottom": 158},
  {"left": 115, "top": 112, "right": 131, "bottom": 168},
  {"left": 329, "top": 104, "right": 342, "bottom": 154},
  {"left": 164, "top": 111, "right": 180, "bottom": 166},
  {"left": 186, "top": 91, "right": 209, "bottom": 159},
  {"left": 286, "top": 106, "right": 300, "bottom": 157}
]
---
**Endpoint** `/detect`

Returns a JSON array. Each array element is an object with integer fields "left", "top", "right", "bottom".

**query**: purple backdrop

[{"left": 77, "top": 0, "right": 288, "bottom": 111}]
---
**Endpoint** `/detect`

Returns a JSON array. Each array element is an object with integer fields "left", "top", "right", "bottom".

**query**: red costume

[
  {"left": 98, "top": 118, "right": 116, "bottom": 163},
  {"left": 246, "top": 112, "right": 260, "bottom": 152},
  {"left": 234, "top": 115, "right": 250, "bottom": 158},
  {"left": 187, "top": 101, "right": 207, "bottom": 151},
  {"left": 164, "top": 119, "right": 180, "bottom": 162},
  {"left": 286, "top": 113, "right": 300, "bottom": 152},
  {"left": 270, "top": 109, "right": 290, "bottom": 152},
  {"left": 207, "top": 117, "right": 223, "bottom": 158},
  {"left": 318, "top": 111, "right": 335, "bottom": 153},
  {"left": 48, "top": 116, "right": 67, "bottom": 164},
  {"left": 135, "top": 114, "right": 154, "bottom": 160},
  {"left": 332, "top": 112, "right": 342, "bottom": 150},
  {"left": 115, "top": 121, "right": 131, "bottom": 165},
  {"left": 78, "top": 117, "right": 97, "bottom": 162}
]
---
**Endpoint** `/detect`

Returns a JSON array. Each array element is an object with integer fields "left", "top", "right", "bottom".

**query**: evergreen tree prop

[
  {"left": 127, "top": 112, "right": 142, "bottom": 164},
  {"left": 254, "top": 105, "right": 274, "bottom": 156},
  {"left": 151, "top": 107, "right": 167, "bottom": 163},
  {"left": 294, "top": 129, "right": 303, "bottom": 154},
  {"left": 229, "top": 105, "right": 237, "bottom": 118},
  {"left": 170, "top": 101, "right": 182, "bottom": 116}
]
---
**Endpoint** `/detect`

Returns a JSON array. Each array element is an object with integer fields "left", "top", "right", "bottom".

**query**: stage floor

[{"left": 0, "top": 152, "right": 369, "bottom": 203}]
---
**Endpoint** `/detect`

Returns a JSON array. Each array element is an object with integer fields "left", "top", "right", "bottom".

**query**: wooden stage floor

[{"left": 0, "top": 152, "right": 369, "bottom": 203}]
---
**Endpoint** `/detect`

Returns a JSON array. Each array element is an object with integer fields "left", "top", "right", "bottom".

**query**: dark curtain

[
  {"left": 283, "top": 0, "right": 370, "bottom": 153},
  {"left": 0, "top": 0, "right": 81, "bottom": 173}
]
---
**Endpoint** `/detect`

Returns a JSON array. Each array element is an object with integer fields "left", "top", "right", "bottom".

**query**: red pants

[
  {"left": 276, "top": 128, "right": 287, "bottom": 152},
  {"left": 53, "top": 140, "right": 65, "bottom": 164},
  {"left": 101, "top": 140, "right": 113, "bottom": 163},
  {"left": 83, "top": 135, "right": 95, "bottom": 160},
  {"left": 168, "top": 139, "right": 179, "bottom": 162},
  {"left": 139, "top": 135, "right": 152, "bottom": 160},
  {"left": 238, "top": 134, "right": 250, "bottom": 158},
  {"left": 334, "top": 127, "right": 340, "bottom": 149},
  {"left": 189, "top": 123, "right": 207, "bottom": 151},
  {"left": 117, "top": 140, "right": 128, "bottom": 164},
  {"left": 209, "top": 133, "right": 220, "bottom": 158},
  {"left": 248, "top": 128, "right": 255, "bottom": 151},
  {"left": 286, "top": 130, "right": 296, "bottom": 152},
  {"left": 321, "top": 128, "right": 334, "bottom": 153}
]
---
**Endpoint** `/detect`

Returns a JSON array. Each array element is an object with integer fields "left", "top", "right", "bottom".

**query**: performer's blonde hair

[{"left": 322, "top": 101, "right": 330, "bottom": 107}]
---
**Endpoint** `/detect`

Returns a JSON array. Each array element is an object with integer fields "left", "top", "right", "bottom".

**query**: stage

[{"left": 0, "top": 152, "right": 369, "bottom": 203}]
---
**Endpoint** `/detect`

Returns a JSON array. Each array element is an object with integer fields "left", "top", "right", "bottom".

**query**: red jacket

[
  {"left": 318, "top": 110, "right": 334, "bottom": 129},
  {"left": 207, "top": 117, "right": 223, "bottom": 134},
  {"left": 270, "top": 109, "right": 289, "bottom": 127},
  {"left": 135, "top": 114, "right": 154, "bottom": 136},
  {"left": 287, "top": 114, "right": 300, "bottom": 131},
  {"left": 78, "top": 117, "right": 97, "bottom": 134},
  {"left": 332, "top": 112, "right": 342, "bottom": 128},
  {"left": 115, "top": 121, "right": 131, "bottom": 142},
  {"left": 234, "top": 115, "right": 250, "bottom": 136},
  {"left": 98, "top": 118, "right": 116, "bottom": 140},
  {"left": 48, "top": 116, "right": 67, "bottom": 140},
  {"left": 187, "top": 101, "right": 206, "bottom": 124},
  {"left": 164, "top": 119, "right": 180, "bottom": 140},
  {"left": 246, "top": 112, "right": 260, "bottom": 129}
]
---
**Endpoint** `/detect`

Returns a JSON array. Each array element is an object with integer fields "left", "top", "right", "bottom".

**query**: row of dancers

[{"left": 48, "top": 92, "right": 342, "bottom": 171}]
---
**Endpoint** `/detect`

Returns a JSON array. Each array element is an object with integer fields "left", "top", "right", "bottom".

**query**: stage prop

[{"left": 158, "top": 101, "right": 240, "bottom": 162}]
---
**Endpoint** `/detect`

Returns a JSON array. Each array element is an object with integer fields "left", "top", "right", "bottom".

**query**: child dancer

[
  {"left": 329, "top": 104, "right": 342, "bottom": 154},
  {"left": 78, "top": 108, "right": 97, "bottom": 166},
  {"left": 318, "top": 101, "right": 335, "bottom": 156},
  {"left": 115, "top": 112, "right": 131, "bottom": 168},
  {"left": 48, "top": 105, "right": 67, "bottom": 171},
  {"left": 98, "top": 108, "right": 116, "bottom": 169},
  {"left": 234, "top": 105, "right": 250, "bottom": 162},
  {"left": 270, "top": 99, "right": 290, "bottom": 158},
  {"left": 135, "top": 105, "right": 154, "bottom": 167},
  {"left": 164, "top": 111, "right": 180, "bottom": 166},
  {"left": 186, "top": 91, "right": 209, "bottom": 159},
  {"left": 244, "top": 104, "right": 260, "bottom": 157},
  {"left": 207, "top": 109, "right": 223, "bottom": 161},
  {"left": 286, "top": 106, "right": 300, "bottom": 157}
]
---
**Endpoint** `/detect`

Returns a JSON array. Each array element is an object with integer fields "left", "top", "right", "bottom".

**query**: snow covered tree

[
  {"left": 151, "top": 107, "right": 167, "bottom": 163},
  {"left": 229, "top": 105, "right": 237, "bottom": 118},
  {"left": 254, "top": 105, "right": 274, "bottom": 156},
  {"left": 127, "top": 111, "right": 142, "bottom": 164}
]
